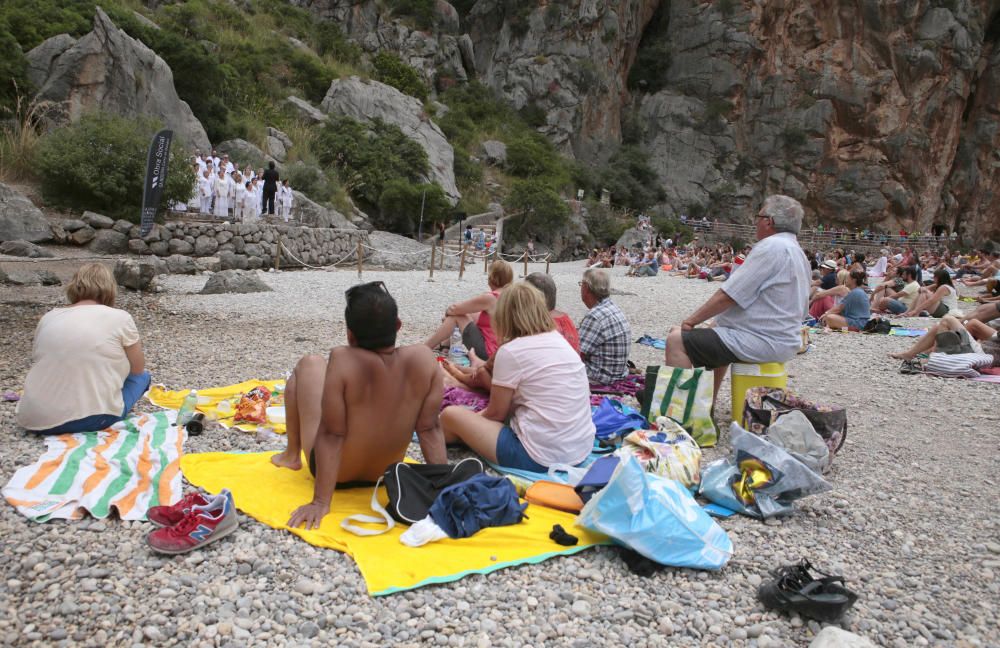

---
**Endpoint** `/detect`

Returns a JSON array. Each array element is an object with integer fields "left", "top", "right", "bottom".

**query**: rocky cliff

[{"left": 462, "top": 0, "right": 1000, "bottom": 242}]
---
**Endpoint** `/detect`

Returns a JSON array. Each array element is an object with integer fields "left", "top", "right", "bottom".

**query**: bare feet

[
  {"left": 270, "top": 448, "right": 302, "bottom": 470},
  {"left": 890, "top": 351, "right": 916, "bottom": 360}
]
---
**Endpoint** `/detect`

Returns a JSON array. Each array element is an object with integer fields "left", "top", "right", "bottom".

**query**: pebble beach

[{"left": 1, "top": 259, "right": 998, "bottom": 647}]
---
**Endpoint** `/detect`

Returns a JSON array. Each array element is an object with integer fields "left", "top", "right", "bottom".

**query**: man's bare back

[{"left": 273, "top": 342, "right": 446, "bottom": 529}]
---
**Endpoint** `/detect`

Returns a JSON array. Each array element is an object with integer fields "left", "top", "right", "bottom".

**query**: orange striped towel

[{"left": 2, "top": 411, "right": 185, "bottom": 522}]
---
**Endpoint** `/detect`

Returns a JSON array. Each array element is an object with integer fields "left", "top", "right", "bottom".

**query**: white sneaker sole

[{"left": 146, "top": 514, "right": 239, "bottom": 555}]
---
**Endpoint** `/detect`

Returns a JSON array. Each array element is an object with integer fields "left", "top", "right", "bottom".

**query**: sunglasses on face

[{"left": 345, "top": 281, "right": 389, "bottom": 300}]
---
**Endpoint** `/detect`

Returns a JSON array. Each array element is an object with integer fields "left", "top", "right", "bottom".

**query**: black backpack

[{"left": 341, "top": 458, "right": 484, "bottom": 535}]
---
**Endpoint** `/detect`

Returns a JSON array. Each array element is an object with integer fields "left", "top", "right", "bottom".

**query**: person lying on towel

[{"left": 271, "top": 281, "right": 447, "bottom": 530}]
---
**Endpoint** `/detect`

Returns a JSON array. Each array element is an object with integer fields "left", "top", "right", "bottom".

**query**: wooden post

[
  {"left": 522, "top": 252, "right": 528, "bottom": 278},
  {"left": 458, "top": 244, "right": 468, "bottom": 280},
  {"left": 484, "top": 250, "right": 489, "bottom": 273},
  {"left": 274, "top": 237, "right": 281, "bottom": 272},
  {"left": 356, "top": 240, "right": 363, "bottom": 280},
  {"left": 545, "top": 254, "right": 550, "bottom": 275},
  {"left": 429, "top": 243, "right": 436, "bottom": 280},
  {"left": 439, "top": 239, "right": 445, "bottom": 270}
]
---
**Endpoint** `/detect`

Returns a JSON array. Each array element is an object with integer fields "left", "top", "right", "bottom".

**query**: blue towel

[{"left": 636, "top": 334, "right": 666, "bottom": 350}]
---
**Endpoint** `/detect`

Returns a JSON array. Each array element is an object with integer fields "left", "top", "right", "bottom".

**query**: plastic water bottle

[
  {"left": 448, "top": 326, "right": 469, "bottom": 366},
  {"left": 177, "top": 389, "right": 199, "bottom": 426}
]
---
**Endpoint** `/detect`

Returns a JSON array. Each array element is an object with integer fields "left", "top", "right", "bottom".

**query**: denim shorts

[
  {"left": 32, "top": 371, "right": 152, "bottom": 435},
  {"left": 886, "top": 299, "right": 908, "bottom": 314},
  {"left": 495, "top": 425, "right": 548, "bottom": 472}
]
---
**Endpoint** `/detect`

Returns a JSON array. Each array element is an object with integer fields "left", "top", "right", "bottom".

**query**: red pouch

[{"left": 235, "top": 386, "right": 271, "bottom": 424}]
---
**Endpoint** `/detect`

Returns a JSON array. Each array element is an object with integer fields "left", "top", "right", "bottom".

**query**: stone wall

[{"left": 127, "top": 221, "right": 369, "bottom": 273}]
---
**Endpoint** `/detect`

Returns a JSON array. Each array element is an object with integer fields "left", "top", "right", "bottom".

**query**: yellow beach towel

[
  {"left": 148, "top": 379, "right": 287, "bottom": 434},
  {"left": 181, "top": 452, "right": 608, "bottom": 596}
]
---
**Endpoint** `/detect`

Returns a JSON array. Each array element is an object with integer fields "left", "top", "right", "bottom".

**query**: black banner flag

[{"left": 139, "top": 130, "right": 173, "bottom": 237}]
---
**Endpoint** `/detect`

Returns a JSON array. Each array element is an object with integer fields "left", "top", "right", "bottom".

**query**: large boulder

[
  {"left": 1, "top": 269, "right": 61, "bottom": 286},
  {"left": 365, "top": 230, "right": 459, "bottom": 271},
  {"left": 114, "top": 257, "right": 167, "bottom": 291},
  {"left": 216, "top": 139, "right": 276, "bottom": 170},
  {"left": 293, "top": 191, "right": 356, "bottom": 230},
  {"left": 809, "top": 628, "right": 876, "bottom": 648},
  {"left": 0, "top": 183, "right": 52, "bottom": 243},
  {"left": 321, "top": 77, "right": 460, "bottom": 204},
  {"left": 88, "top": 229, "right": 129, "bottom": 254},
  {"left": 480, "top": 140, "right": 507, "bottom": 166},
  {"left": 0, "top": 240, "right": 54, "bottom": 258},
  {"left": 615, "top": 227, "right": 650, "bottom": 250},
  {"left": 26, "top": 8, "right": 210, "bottom": 151},
  {"left": 200, "top": 270, "right": 272, "bottom": 294},
  {"left": 285, "top": 96, "right": 328, "bottom": 124},
  {"left": 81, "top": 211, "right": 114, "bottom": 229},
  {"left": 165, "top": 254, "right": 197, "bottom": 274}
]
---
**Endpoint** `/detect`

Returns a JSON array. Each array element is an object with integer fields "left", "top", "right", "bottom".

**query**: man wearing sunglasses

[
  {"left": 272, "top": 281, "right": 447, "bottom": 530},
  {"left": 664, "top": 195, "right": 811, "bottom": 399}
]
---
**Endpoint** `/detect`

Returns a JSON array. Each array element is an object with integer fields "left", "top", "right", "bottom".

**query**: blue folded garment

[{"left": 636, "top": 334, "right": 666, "bottom": 350}]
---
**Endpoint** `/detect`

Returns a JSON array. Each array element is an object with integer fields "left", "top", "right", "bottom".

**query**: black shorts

[
  {"left": 681, "top": 328, "right": 741, "bottom": 369},
  {"left": 308, "top": 449, "right": 376, "bottom": 489},
  {"left": 462, "top": 322, "right": 489, "bottom": 360}
]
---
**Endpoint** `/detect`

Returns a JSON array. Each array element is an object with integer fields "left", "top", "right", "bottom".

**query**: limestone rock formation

[
  {"left": 285, "top": 96, "right": 328, "bottom": 124},
  {"left": 200, "top": 270, "right": 273, "bottom": 295},
  {"left": 467, "top": 0, "right": 660, "bottom": 159},
  {"left": 0, "top": 183, "right": 52, "bottom": 243},
  {"left": 216, "top": 139, "right": 277, "bottom": 169},
  {"left": 321, "top": 77, "right": 460, "bottom": 203},
  {"left": 88, "top": 229, "right": 130, "bottom": 255},
  {"left": 480, "top": 140, "right": 508, "bottom": 166},
  {"left": 27, "top": 8, "right": 210, "bottom": 151},
  {"left": 292, "top": 1, "right": 473, "bottom": 86}
]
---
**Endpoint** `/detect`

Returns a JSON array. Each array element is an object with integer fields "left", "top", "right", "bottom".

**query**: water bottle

[
  {"left": 448, "top": 326, "right": 468, "bottom": 366},
  {"left": 177, "top": 389, "right": 199, "bottom": 426}
]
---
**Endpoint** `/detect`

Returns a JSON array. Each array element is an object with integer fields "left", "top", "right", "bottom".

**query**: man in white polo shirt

[{"left": 664, "top": 194, "right": 811, "bottom": 397}]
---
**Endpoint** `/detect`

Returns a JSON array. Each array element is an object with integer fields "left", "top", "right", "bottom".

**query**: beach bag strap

[
  {"left": 677, "top": 369, "right": 703, "bottom": 424},
  {"left": 657, "top": 368, "right": 682, "bottom": 416},
  {"left": 340, "top": 477, "right": 395, "bottom": 536}
]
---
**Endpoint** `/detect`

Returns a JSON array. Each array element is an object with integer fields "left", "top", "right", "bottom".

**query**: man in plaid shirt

[{"left": 578, "top": 269, "right": 631, "bottom": 385}]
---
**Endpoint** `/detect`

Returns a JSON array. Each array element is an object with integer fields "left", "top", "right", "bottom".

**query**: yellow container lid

[{"left": 732, "top": 362, "right": 787, "bottom": 377}]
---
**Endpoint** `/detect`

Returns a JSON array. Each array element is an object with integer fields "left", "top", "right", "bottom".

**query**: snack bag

[{"left": 235, "top": 386, "right": 271, "bottom": 424}]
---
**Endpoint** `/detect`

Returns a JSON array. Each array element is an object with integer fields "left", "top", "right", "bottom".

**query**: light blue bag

[{"left": 576, "top": 455, "right": 733, "bottom": 570}]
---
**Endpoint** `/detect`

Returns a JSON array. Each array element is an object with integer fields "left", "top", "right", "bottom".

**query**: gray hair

[
  {"left": 524, "top": 273, "right": 557, "bottom": 310},
  {"left": 761, "top": 195, "right": 804, "bottom": 235},
  {"left": 582, "top": 268, "right": 611, "bottom": 300}
]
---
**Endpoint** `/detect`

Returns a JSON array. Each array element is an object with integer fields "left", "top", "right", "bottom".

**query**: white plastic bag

[{"left": 576, "top": 455, "right": 733, "bottom": 570}]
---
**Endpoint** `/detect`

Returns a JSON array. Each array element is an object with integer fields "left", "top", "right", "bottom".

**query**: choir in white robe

[
  {"left": 198, "top": 173, "right": 214, "bottom": 214},
  {"left": 234, "top": 181, "right": 247, "bottom": 221},
  {"left": 212, "top": 173, "right": 228, "bottom": 218},
  {"left": 279, "top": 185, "right": 293, "bottom": 222}
]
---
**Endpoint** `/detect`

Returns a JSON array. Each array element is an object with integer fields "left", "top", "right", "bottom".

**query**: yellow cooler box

[{"left": 731, "top": 362, "right": 788, "bottom": 423}]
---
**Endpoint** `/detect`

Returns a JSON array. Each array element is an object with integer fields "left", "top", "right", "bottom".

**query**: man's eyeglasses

[
  {"left": 345, "top": 281, "right": 389, "bottom": 300},
  {"left": 754, "top": 213, "right": 772, "bottom": 221}
]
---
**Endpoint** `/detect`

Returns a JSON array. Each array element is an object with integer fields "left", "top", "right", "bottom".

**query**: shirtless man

[{"left": 271, "top": 281, "right": 446, "bottom": 529}]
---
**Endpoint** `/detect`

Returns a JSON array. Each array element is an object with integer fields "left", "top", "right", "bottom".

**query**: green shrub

[
  {"left": 372, "top": 51, "right": 429, "bottom": 101},
  {"left": 503, "top": 179, "right": 569, "bottom": 244},
  {"left": 0, "top": 0, "right": 95, "bottom": 50},
  {"left": 438, "top": 82, "right": 514, "bottom": 148},
  {"left": 283, "top": 162, "right": 338, "bottom": 204},
  {"left": 505, "top": 136, "right": 561, "bottom": 178},
  {"left": 388, "top": 0, "right": 437, "bottom": 30},
  {"left": 315, "top": 116, "right": 428, "bottom": 208},
  {"left": 782, "top": 127, "right": 808, "bottom": 149},
  {"left": 584, "top": 203, "right": 631, "bottom": 246},
  {"left": 377, "top": 180, "right": 450, "bottom": 235},
  {"left": 588, "top": 146, "right": 664, "bottom": 212},
  {"left": 0, "top": 30, "right": 29, "bottom": 115},
  {"left": 518, "top": 102, "right": 547, "bottom": 128},
  {"left": 453, "top": 147, "right": 483, "bottom": 184},
  {"left": 34, "top": 113, "right": 195, "bottom": 220}
]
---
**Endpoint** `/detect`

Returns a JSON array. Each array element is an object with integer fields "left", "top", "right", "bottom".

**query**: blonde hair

[
  {"left": 66, "top": 263, "right": 117, "bottom": 306},
  {"left": 487, "top": 260, "right": 514, "bottom": 290},
  {"left": 836, "top": 269, "right": 849, "bottom": 286},
  {"left": 493, "top": 282, "right": 555, "bottom": 344}
]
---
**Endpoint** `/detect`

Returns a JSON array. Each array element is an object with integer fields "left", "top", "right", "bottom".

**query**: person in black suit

[{"left": 262, "top": 161, "right": 280, "bottom": 215}]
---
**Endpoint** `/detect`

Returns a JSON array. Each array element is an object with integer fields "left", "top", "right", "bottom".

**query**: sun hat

[{"left": 821, "top": 260, "right": 837, "bottom": 270}]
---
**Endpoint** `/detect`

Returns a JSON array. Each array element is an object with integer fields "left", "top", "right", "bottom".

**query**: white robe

[
  {"left": 213, "top": 176, "right": 228, "bottom": 217},
  {"left": 198, "top": 176, "right": 214, "bottom": 214},
  {"left": 234, "top": 183, "right": 247, "bottom": 221},
  {"left": 279, "top": 186, "right": 293, "bottom": 221}
]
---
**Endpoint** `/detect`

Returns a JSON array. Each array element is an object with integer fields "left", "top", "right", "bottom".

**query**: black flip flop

[{"left": 757, "top": 560, "right": 858, "bottom": 622}]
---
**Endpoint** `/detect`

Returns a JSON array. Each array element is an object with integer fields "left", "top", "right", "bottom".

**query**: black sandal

[{"left": 757, "top": 560, "right": 858, "bottom": 622}]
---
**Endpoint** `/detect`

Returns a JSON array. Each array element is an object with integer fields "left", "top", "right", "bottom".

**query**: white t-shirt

[
  {"left": 491, "top": 331, "right": 594, "bottom": 467},
  {"left": 17, "top": 305, "right": 139, "bottom": 430}
]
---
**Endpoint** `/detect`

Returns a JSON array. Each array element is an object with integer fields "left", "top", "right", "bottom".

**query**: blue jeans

[
  {"left": 885, "top": 299, "right": 907, "bottom": 315},
  {"left": 33, "top": 371, "right": 152, "bottom": 435}
]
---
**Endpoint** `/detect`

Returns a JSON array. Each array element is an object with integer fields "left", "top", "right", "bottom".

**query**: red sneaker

[
  {"left": 146, "top": 489, "right": 238, "bottom": 554},
  {"left": 147, "top": 492, "right": 210, "bottom": 528}
]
